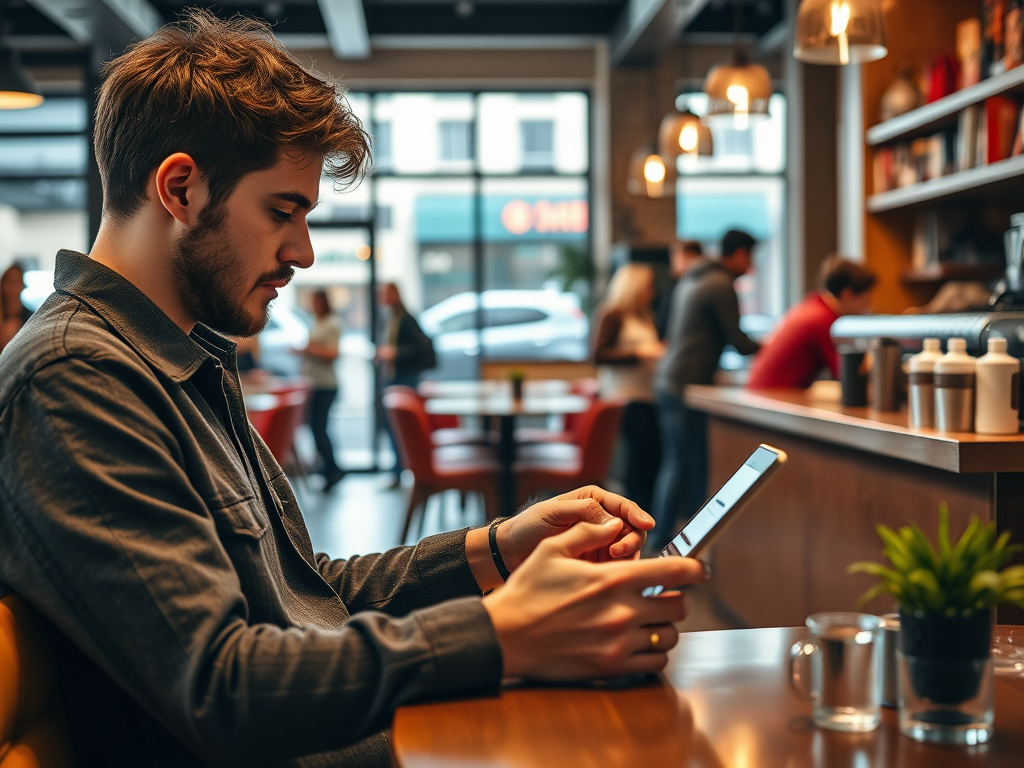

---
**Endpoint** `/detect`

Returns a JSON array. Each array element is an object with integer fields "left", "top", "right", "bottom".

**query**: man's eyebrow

[{"left": 272, "top": 192, "right": 319, "bottom": 210}]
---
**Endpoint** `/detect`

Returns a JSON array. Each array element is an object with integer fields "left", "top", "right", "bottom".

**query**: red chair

[
  {"left": 513, "top": 399, "right": 624, "bottom": 505},
  {"left": 384, "top": 389, "right": 501, "bottom": 543},
  {"left": 257, "top": 388, "right": 312, "bottom": 480},
  {"left": 388, "top": 385, "right": 495, "bottom": 448},
  {"left": 514, "top": 378, "right": 600, "bottom": 445}
]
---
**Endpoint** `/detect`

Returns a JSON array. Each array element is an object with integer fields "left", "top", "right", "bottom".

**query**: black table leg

[{"left": 497, "top": 414, "right": 517, "bottom": 518}]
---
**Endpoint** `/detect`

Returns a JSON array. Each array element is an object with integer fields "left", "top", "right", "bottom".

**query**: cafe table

[
  {"left": 392, "top": 625, "right": 1024, "bottom": 768},
  {"left": 422, "top": 381, "right": 588, "bottom": 517}
]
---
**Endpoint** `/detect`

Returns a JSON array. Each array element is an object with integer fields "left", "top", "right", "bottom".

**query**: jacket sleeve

[
  {"left": 0, "top": 356, "right": 502, "bottom": 767},
  {"left": 313, "top": 528, "right": 486, "bottom": 616},
  {"left": 709, "top": 280, "right": 760, "bottom": 356}
]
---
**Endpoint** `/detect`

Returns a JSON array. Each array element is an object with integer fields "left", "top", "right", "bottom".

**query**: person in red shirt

[{"left": 748, "top": 256, "right": 877, "bottom": 390}]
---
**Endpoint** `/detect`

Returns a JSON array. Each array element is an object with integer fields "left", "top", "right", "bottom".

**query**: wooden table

[
  {"left": 393, "top": 626, "right": 1024, "bottom": 768},
  {"left": 423, "top": 385, "right": 589, "bottom": 517}
]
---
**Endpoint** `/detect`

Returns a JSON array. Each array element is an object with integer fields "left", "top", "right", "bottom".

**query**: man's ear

[{"left": 153, "top": 153, "right": 208, "bottom": 225}]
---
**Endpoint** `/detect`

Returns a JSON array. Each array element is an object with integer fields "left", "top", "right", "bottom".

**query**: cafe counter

[{"left": 684, "top": 386, "right": 1024, "bottom": 627}]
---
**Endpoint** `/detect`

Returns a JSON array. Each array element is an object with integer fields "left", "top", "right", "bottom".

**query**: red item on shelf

[
  {"left": 986, "top": 96, "right": 1021, "bottom": 163},
  {"left": 926, "top": 54, "right": 959, "bottom": 103}
]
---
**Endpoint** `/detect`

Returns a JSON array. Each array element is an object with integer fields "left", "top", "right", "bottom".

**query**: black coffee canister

[{"left": 839, "top": 346, "right": 868, "bottom": 407}]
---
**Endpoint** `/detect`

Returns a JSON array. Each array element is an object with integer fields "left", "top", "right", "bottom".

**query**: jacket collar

[{"left": 53, "top": 250, "right": 234, "bottom": 382}]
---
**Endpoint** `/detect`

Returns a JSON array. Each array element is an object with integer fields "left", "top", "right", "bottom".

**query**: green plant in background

[
  {"left": 508, "top": 369, "right": 526, "bottom": 384},
  {"left": 847, "top": 504, "right": 1024, "bottom": 617},
  {"left": 548, "top": 245, "right": 596, "bottom": 315}
]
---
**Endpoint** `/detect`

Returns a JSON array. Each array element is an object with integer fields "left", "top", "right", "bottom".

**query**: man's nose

[{"left": 281, "top": 222, "right": 315, "bottom": 269}]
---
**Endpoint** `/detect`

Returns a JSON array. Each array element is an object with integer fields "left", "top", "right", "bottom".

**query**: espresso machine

[{"left": 831, "top": 213, "right": 1024, "bottom": 423}]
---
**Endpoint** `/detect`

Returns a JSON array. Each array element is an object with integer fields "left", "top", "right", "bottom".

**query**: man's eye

[{"left": 272, "top": 209, "right": 293, "bottom": 222}]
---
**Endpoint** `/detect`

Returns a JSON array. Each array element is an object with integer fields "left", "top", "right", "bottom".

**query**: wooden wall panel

[{"left": 709, "top": 417, "right": 993, "bottom": 628}]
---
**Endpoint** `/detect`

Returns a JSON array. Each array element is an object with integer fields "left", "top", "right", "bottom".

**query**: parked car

[{"left": 418, "top": 289, "right": 589, "bottom": 380}]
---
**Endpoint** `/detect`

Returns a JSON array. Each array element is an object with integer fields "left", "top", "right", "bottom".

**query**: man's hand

[
  {"left": 499, "top": 486, "right": 653, "bottom": 570},
  {"left": 375, "top": 345, "right": 397, "bottom": 362},
  {"left": 482, "top": 518, "right": 708, "bottom": 680}
]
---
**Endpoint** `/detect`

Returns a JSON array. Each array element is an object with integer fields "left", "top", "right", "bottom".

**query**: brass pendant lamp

[
  {"left": 794, "top": 0, "right": 887, "bottom": 65},
  {"left": 658, "top": 105, "right": 713, "bottom": 159},
  {"left": 0, "top": 0, "right": 42, "bottom": 110},
  {"left": 702, "top": 0, "right": 771, "bottom": 128},
  {"left": 627, "top": 69, "right": 676, "bottom": 198}
]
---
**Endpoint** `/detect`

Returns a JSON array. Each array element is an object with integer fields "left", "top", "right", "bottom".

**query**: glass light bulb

[
  {"left": 679, "top": 123, "right": 699, "bottom": 152},
  {"left": 726, "top": 84, "right": 750, "bottom": 111},
  {"left": 643, "top": 155, "right": 666, "bottom": 183},
  {"left": 0, "top": 91, "right": 44, "bottom": 110},
  {"left": 829, "top": 1, "right": 851, "bottom": 35},
  {"left": 829, "top": 1, "right": 852, "bottom": 65}
]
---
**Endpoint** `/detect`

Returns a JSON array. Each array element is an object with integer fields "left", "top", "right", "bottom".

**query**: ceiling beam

[
  {"left": 317, "top": 0, "right": 371, "bottom": 59},
  {"left": 23, "top": 0, "right": 161, "bottom": 52},
  {"left": 610, "top": 0, "right": 713, "bottom": 67}
]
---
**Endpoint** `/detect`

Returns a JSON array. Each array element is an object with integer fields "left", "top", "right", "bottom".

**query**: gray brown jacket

[{"left": 0, "top": 250, "right": 501, "bottom": 767}]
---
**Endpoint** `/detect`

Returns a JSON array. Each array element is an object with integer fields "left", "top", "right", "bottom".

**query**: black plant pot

[{"left": 899, "top": 609, "right": 992, "bottom": 706}]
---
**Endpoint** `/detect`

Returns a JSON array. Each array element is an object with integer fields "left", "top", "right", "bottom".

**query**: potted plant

[
  {"left": 509, "top": 369, "right": 526, "bottom": 401},
  {"left": 848, "top": 505, "right": 1024, "bottom": 742}
]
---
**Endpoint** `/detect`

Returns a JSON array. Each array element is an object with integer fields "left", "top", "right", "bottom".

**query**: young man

[
  {"left": 656, "top": 239, "right": 703, "bottom": 340},
  {"left": 747, "top": 256, "right": 877, "bottom": 390},
  {"left": 650, "top": 230, "right": 761, "bottom": 552},
  {"left": 0, "top": 13, "right": 706, "bottom": 768}
]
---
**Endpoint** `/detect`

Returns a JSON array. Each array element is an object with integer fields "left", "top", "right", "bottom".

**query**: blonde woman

[{"left": 593, "top": 262, "right": 664, "bottom": 511}]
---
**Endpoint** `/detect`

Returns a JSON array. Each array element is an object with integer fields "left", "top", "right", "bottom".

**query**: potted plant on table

[
  {"left": 509, "top": 369, "right": 526, "bottom": 402},
  {"left": 848, "top": 504, "right": 1024, "bottom": 744}
]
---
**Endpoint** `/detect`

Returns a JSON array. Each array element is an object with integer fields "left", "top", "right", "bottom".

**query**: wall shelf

[
  {"left": 901, "top": 263, "right": 1005, "bottom": 285},
  {"left": 867, "top": 66, "right": 1024, "bottom": 146},
  {"left": 866, "top": 154, "right": 1024, "bottom": 212}
]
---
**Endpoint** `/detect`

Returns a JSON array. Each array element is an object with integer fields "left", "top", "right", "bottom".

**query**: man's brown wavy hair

[{"left": 94, "top": 9, "right": 370, "bottom": 219}]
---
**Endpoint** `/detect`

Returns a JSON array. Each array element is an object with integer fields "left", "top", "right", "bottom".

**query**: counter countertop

[{"left": 684, "top": 386, "right": 1024, "bottom": 474}]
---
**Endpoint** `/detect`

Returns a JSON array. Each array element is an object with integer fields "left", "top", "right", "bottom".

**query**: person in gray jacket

[
  {"left": 0, "top": 12, "right": 707, "bottom": 768},
  {"left": 649, "top": 230, "right": 761, "bottom": 551}
]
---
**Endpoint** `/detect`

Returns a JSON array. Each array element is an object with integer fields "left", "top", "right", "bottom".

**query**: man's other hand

[
  {"left": 498, "top": 486, "right": 653, "bottom": 571},
  {"left": 482, "top": 519, "right": 708, "bottom": 680}
]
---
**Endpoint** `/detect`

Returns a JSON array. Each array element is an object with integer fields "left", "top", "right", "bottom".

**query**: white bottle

[
  {"left": 975, "top": 338, "right": 1020, "bottom": 435},
  {"left": 934, "top": 338, "right": 976, "bottom": 433},
  {"left": 907, "top": 338, "right": 943, "bottom": 429}
]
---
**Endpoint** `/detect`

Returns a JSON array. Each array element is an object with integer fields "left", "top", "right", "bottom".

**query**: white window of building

[
  {"left": 438, "top": 120, "right": 473, "bottom": 162},
  {"left": 520, "top": 120, "right": 554, "bottom": 170}
]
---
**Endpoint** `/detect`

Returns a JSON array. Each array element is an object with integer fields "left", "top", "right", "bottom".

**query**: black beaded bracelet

[{"left": 487, "top": 517, "right": 512, "bottom": 581}]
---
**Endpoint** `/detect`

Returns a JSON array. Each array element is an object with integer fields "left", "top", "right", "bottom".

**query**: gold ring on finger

[{"left": 649, "top": 632, "right": 660, "bottom": 652}]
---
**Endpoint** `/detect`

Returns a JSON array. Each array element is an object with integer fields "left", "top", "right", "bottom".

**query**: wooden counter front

[{"left": 683, "top": 387, "right": 1024, "bottom": 627}]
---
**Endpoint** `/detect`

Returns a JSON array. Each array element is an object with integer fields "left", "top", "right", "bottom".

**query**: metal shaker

[
  {"left": 880, "top": 613, "right": 900, "bottom": 708},
  {"left": 935, "top": 337, "right": 976, "bottom": 433},
  {"left": 908, "top": 338, "right": 942, "bottom": 429},
  {"left": 870, "top": 338, "right": 903, "bottom": 412}
]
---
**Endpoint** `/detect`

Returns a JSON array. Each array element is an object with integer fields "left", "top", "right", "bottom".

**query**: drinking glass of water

[{"left": 788, "top": 612, "right": 884, "bottom": 732}]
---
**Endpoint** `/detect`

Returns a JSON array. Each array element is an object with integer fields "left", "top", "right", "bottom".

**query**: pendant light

[
  {"left": 794, "top": 0, "right": 887, "bottom": 65},
  {"left": 0, "top": 0, "right": 42, "bottom": 110},
  {"left": 702, "top": 0, "right": 771, "bottom": 129},
  {"left": 626, "top": 143, "right": 677, "bottom": 198},
  {"left": 658, "top": 106, "right": 713, "bottom": 159},
  {"left": 627, "top": 69, "right": 676, "bottom": 198}
]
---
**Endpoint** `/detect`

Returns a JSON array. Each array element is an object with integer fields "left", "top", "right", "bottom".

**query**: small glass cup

[
  {"left": 789, "top": 612, "right": 884, "bottom": 732},
  {"left": 898, "top": 652, "right": 994, "bottom": 745}
]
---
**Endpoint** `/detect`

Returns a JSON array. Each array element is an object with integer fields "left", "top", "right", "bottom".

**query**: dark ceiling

[{"left": 5, "top": 0, "right": 784, "bottom": 74}]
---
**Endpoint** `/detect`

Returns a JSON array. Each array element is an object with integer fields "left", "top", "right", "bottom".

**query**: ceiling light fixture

[
  {"left": 794, "top": 0, "right": 887, "bottom": 65},
  {"left": 0, "top": 0, "right": 42, "bottom": 110},
  {"left": 658, "top": 107, "right": 713, "bottom": 159},
  {"left": 702, "top": 0, "right": 771, "bottom": 129},
  {"left": 626, "top": 143, "right": 676, "bottom": 199}
]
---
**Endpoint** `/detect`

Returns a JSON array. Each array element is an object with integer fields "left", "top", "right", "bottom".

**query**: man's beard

[{"left": 171, "top": 203, "right": 293, "bottom": 338}]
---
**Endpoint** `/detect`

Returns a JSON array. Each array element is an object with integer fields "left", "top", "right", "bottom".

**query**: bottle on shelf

[
  {"left": 908, "top": 338, "right": 943, "bottom": 429},
  {"left": 975, "top": 337, "right": 1021, "bottom": 434},
  {"left": 934, "top": 338, "right": 976, "bottom": 433}
]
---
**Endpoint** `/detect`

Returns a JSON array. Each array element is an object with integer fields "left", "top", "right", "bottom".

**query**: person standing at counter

[
  {"left": 0, "top": 263, "right": 32, "bottom": 352},
  {"left": 650, "top": 230, "right": 760, "bottom": 551},
  {"left": 656, "top": 239, "right": 704, "bottom": 340},
  {"left": 747, "top": 256, "right": 876, "bottom": 390},
  {"left": 0, "top": 13, "right": 706, "bottom": 768},
  {"left": 301, "top": 289, "right": 345, "bottom": 491},
  {"left": 594, "top": 263, "right": 665, "bottom": 512}
]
